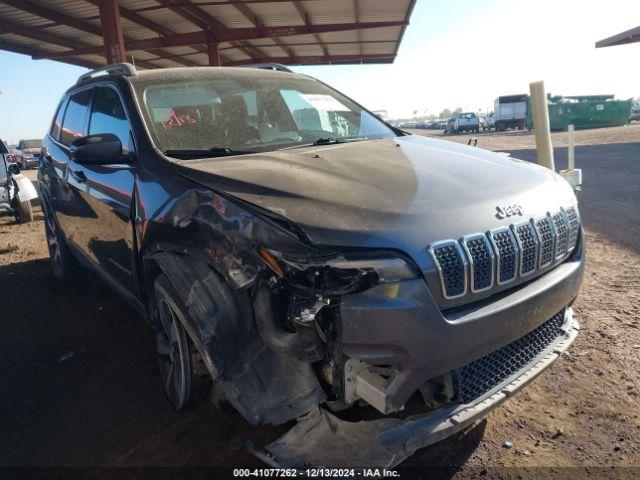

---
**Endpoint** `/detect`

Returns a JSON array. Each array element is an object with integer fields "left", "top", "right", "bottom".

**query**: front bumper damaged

[{"left": 258, "top": 309, "right": 579, "bottom": 468}]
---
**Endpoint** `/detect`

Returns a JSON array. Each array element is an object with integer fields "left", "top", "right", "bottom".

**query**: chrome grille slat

[
  {"left": 565, "top": 207, "right": 580, "bottom": 253},
  {"left": 429, "top": 206, "right": 580, "bottom": 299},
  {"left": 552, "top": 210, "right": 570, "bottom": 259},
  {"left": 488, "top": 228, "right": 518, "bottom": 285},
  {"left": 512, "top": 221, "right": 538, "bottom": 276},
  {"left": 430, "top": 241, "right": 467, "bottom": 299},
  {"left": 461, "top": 234, "right": 494, "bottom": 292},
  {"left": 534, "top": 215, "right": 556, "bottom": 268}
]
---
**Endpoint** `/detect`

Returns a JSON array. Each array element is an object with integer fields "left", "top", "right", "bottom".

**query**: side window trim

[{"left": 58, "top": 86, "right": 94, "bottom": 149}]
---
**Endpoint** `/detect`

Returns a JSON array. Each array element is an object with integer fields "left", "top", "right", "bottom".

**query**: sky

[{"left": 0, "top": 0, "right": 639, "bottom": 143}]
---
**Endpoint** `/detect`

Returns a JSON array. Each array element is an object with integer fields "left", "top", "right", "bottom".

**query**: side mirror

[
  {"left": 70, "top": 134, "right": 128, "bottom": 165},
  {"left": 7, "top": 163, "right": 20, "bottom": 175}
]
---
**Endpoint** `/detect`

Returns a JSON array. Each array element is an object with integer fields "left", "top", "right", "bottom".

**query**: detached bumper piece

[{"left": 262, "top": 308, "right": 579, "bottom": 468}]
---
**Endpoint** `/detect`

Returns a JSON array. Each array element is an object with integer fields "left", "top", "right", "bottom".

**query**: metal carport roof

[
  {"left": 595, "top": 26, "right": 640, "bottom": 48},
  {"left": 0, "top": 0, "right": 417, "bottom": 69}
]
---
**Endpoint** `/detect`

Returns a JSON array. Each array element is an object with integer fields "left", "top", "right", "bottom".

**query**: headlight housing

[{"left": 259, "top": 249, "right": 419, "bottom": 295}]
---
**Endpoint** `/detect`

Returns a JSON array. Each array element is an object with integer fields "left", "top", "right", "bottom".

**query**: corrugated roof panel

[
  {"left": 279, "top": 34, "right": 319, "bottom": 45},
  {"left": 316, "top": 30, "right": 361, "bottom": 43},
  {"left": 360, "top": 26, "right": 402, "bottom": 42},
  {"left": 44, "top": 25, "right": 102, "bottom": 46},
  {"left": 223, "top": 48, "right": 252, "bottom": 61},
  {"left": 358, "top": 0, "right": 410, "bottom": 22},
  {"left": 164, "top": 46, "right": 201, "bottom": 56},
  {"left": 0, "top": 33, "right": 66, "bottom": 52},
  {"left": 119, "top": 0, "right": 161, "bottom": 10},
  {"left": 290, "top": 44, "right": 325, "bottom": 57},
  {"left": 121, "top": 19, "right": 159, "bottom": 40},
  {"left": 0, "top": 5, "right": 56, "bottom": 27},
  {"left": 141, "top": 9, "right": 202, "bottom": 34},
  {"left": 77, "top": 53, "right": 104, "bottom": 64},
  {"left": 44, "top": 0, "right": 99, "bottom": 19},
  {"left": 197, "top": 4, "right": 256, "bottom": 29},
  {"left": 362, "top": 42, "right": 396, "bottom": 55},
  {"left": 248, "top": 3, "right": 306, "bottom": 27},
  {"left": 0, "top": 0, "right": 415, "bottom": 68},
  {"left": 327, "top": 43, "right": 361, "bottom": 56},
  {"left": 303, "top": 0, "right": 357, "bottom": 25}
]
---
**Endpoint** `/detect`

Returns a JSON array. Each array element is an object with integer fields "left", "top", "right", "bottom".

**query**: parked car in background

[
  {"left": 454, "top": 112, "right": 479, "bottom": 133},
  {"left": 0, "top": 139, "right": 37, "bottom": 223},
  {"left": 15, "top": 138, "right": 44, "bottom": 169},
  {"left": 483, "top": 112, "right": 496, "bottom": 131}
]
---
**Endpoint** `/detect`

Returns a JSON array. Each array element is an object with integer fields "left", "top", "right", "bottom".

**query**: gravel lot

[{"left": 1, "top": 125, "right": 639, "bottom": 477}]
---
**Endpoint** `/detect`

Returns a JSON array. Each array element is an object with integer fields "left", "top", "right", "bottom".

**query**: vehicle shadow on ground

[
  {"left": 0, "top": 256, "right": 490, "bottom": 468},
  {"left": 505, "top": 142, "right": 640, "bottom": 255}
]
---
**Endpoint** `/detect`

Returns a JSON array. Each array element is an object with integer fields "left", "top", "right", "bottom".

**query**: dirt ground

[{"left": 1, "top": 125, "right": 639, "bottom": 477}]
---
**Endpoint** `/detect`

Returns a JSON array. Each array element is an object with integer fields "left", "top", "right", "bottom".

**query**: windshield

[
  {"left": 132, "top": 71, "right": 397, "bottom": 157},
  {"left": 18, "top": 139, "right": 42, "bottom": 149}
]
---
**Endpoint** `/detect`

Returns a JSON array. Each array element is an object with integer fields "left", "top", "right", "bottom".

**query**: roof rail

[
  {"left": 77, "top": 63, "right": 138, "bottom": 84},
  {"left": 240, "top": 63, "right": 292, "bottom": 73}
]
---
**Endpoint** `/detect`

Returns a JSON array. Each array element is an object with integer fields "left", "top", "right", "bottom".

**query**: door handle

[{"left": 70, "top": 170, "right": 87, "bottom": 183}]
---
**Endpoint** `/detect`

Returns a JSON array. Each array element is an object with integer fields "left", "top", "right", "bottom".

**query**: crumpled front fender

[{"left": 13, "top": 174, "right": 38, "bottom": 203}]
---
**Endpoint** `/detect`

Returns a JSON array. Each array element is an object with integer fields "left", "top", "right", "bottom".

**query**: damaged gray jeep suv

[{"left": 39, "top": 63, "right": 583, "bottom": 467}]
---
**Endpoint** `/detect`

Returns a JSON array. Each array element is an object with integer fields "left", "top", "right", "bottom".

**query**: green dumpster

[{"left": 526, "top": 94, "right": 632, "bottom": 131}]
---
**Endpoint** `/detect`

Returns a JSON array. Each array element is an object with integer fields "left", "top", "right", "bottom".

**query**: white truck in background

[{"left": 494, "top": 94, "right": 527, "bottom": 131}]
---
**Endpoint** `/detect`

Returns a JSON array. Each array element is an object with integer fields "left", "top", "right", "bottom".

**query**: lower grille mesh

[{"left": 457, "top": 310, "right": 566, "bottom": 403}]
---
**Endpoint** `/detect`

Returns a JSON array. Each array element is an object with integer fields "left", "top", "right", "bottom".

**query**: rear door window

[
  {"left": 89, "top": 87, "right": 132, "bottom": 153},
  {"left": 50, "top": 99, "right": 68, "bottom": 141},
  {"left": 60, "top": 90, "right": 92, "bottom": 146}
]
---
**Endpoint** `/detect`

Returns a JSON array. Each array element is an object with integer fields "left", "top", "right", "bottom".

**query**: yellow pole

[{"left": 529, "top": 81, "right": 555, "bottom": 171}]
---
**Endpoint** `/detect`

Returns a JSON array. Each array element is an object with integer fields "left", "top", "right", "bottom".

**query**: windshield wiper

[
  {"left": 280, "top": 137, "right": 367, "bottom": 150},
  {"left": 164, "top": 147, "right": 253, "bottom": 159}
]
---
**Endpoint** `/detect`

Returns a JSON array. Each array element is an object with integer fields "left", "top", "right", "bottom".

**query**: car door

[
  {"left": 65, "top": 85, "right": 137, "bottom": 294},
  {"left": 43, "top": 90, "right": 91, "bottom": 234}
]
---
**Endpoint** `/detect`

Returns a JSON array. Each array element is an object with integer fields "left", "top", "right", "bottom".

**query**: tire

[
  {"left": 43, "top": 201, "right": 82, "bottom": 281},
  {"left": 153, "top": 274, "right": 194, "bottom": 411},
  {"left": 15, "top": 199, "right": 33, "bottom": 223}
]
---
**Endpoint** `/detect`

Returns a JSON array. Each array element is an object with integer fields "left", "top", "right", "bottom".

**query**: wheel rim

[
  {"left": 156, "top": 297, "right": 191, "bottom": 410},
  {"left": 44, "top": 209, "right": 62, "bottom": 271}
]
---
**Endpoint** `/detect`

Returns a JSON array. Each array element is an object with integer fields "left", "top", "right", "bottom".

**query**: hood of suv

[{"left": 179, "top": 135, "right": 576, "bottom": 256}]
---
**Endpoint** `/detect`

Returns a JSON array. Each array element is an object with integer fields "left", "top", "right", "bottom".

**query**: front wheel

[
  {"left": 15, "top": 199, "right": 33, "bottom": 223},
  {"left": 153, "top": 274, "right": 193, "bottom": 411}
]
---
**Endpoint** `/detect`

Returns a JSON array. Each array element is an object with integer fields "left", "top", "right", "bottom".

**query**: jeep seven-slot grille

[
  {"left": 553, "top": 211, "right": 569, "bottom": 259},
  {"left": 535, "top": 216, "right": 555, "bottom": 268},
  {"left": 457, "top": 310, "right": 566, "bottom": 403},
  {"left": 514, "top": 223, "right": 538, "bottom": 276},
  {"left": 431, "top": 242, "right": 466, "bottom": 298},
  {"left": 429, "top": 207, "right": 580, "bottom": 299},
  {"left": 462, "top": 236, "right": 493, "bottom": 292},
  {"left": 565, "top": 207, "right": 580, "bottom": 252},
  {"left": 489, "top": 229, "right": 517, "bottom": 284}
]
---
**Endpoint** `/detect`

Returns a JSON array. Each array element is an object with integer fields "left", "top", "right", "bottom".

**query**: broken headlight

[{"left": 259, "top": 249, "right": 419, "bottom": 295}]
